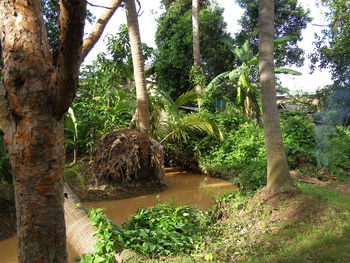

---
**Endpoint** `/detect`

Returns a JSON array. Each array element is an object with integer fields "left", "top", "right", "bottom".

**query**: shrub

[
  {"left": 281, "top": 114, "right": 316, "bottom": 168},
  {"left": 316, "top": 126, "right": 350, "bottom": 178},
  {"left": 120, "top": 203, "right": 206, "bottom": 256},
  {"left": 80, "top": 203, "right": 207, "bottom": 261}
]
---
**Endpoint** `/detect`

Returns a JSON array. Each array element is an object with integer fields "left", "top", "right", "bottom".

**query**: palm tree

[
  {"left": 125, "top": 0, "right": 151, "bottom": 179},
  {"left": 258, "top": 0, "right": 293, "bottom": 193},
  {"left": 192, "top": 0, "right": 203, "bottom": 106}
]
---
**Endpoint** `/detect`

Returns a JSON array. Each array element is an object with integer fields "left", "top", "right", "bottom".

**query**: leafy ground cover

[{"left": 123, "top": 180, "right": 350, "bottom": 263}]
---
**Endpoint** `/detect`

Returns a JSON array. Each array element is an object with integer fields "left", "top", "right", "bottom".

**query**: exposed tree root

[{"left": 89, "top": 128, "right": 165, "bottom": 186}]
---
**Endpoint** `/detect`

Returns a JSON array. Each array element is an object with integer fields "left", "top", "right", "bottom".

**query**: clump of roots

[{"left": 89, "top": 128, "right": 165, "bottom": 186}]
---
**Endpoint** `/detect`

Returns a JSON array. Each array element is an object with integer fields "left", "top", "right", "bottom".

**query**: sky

[{"left": 84, "top": 0, "right": 333, "bottom": 93}]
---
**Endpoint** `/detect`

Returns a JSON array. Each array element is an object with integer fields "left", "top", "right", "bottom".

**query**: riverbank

[{"left": 127, "top": 179, "right": 350, "bottom": 263}]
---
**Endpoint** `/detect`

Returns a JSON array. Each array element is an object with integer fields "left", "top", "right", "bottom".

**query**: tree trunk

[
  {"left": 0, "top": 1, "right": 67, "bottom": 262},
  {"left": 192, "top": 0, "right": 200, "bottom": 67},
  {"left": 125, "top": 0, "right": 151, "bottom": 179},
  {"left": 192, "top": 0, "right": 202, "bottom": 106},
  {"left": 258, "top": 0, "right": 293, "bottom": 193},
  {"left": 63, "top": 184, "right": 98, "bottom": 256},
  {"left": 0, "top": 0, "right": 87, "bottom": 261}
]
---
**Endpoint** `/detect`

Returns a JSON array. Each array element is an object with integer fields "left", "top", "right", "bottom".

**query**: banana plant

[{"left": 206, "top": 39, "right": 301, "bottom": 121}]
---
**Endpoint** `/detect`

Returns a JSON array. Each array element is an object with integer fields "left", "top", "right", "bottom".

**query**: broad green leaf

[{"left": 275, "top": 68, "right": 302, "bottom": 75}]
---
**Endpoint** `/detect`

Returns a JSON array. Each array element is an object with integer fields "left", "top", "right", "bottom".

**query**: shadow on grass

[{"left": 248, "top": 184, "right": 350, "bottom": 263}]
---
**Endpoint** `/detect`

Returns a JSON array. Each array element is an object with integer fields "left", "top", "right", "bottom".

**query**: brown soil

[{"left": 254, "top": 188, "right": 326, "bottom": 228}]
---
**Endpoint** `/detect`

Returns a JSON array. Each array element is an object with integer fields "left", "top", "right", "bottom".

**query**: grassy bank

[{"left": 126, "top": 181, "right": 350, "bottom": 263}]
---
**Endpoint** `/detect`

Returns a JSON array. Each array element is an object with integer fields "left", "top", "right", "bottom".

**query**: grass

[{"left": 126, "top": 181, "right": 350, "bottom": 263}]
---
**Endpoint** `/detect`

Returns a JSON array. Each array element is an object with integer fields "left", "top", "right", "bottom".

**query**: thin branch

[
  {"left": 87, "top": 1, "right": 113, "bottom": 9},
  {"left": 136, "top": 0, "right": 143, "bottom": 16},
  {"left": 312, "top": 23, "right": 329, "bottom": 27}
]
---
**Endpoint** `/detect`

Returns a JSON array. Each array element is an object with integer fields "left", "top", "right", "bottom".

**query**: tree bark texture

[
  {"left": 125, "top": 0, "right": 151, "bottom": 179},
  {"left": 0, "top": 0, "right": 86, "bottom": 261},
  {"left": 258, "top": 0, "right": 293, "bottom": 193}
]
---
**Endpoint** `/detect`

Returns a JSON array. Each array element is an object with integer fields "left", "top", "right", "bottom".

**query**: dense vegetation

[{"left": 1, "top": 0, "right": 350, "bottom": 262}]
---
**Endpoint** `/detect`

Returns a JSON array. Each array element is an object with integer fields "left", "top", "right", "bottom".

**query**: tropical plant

[
  {"left": 149, "top": 89, "right": 223, "bottom": 144},
  {"left": 205, "top": 40, "right": 301, "bottom": 121}
]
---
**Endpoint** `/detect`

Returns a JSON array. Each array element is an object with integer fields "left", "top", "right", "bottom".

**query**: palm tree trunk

[
  {"left": 192, "top": 0, "right": 202, "bottom": 107},
  {"left": 63, "top": 184, "right": 98, "bottom": 255},
  {"left": 125, "top": 0, "right": 151, "bottom": 179},
  {"left": 258, "top": 0, "right": 293, "bottom": 193},
  {"left": 192, "top": 0, "right": 200, "bottom": 67}
]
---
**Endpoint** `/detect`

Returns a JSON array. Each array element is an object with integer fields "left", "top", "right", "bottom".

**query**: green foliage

[
  {"left": 149, "top": 89, "right": 223, "bottom": 144},
  {"left": 204, "top": 40, "right": 302, "bottom": 121},
  {"left": 197, "top": 118, "right": 266, "bottom": 192},
  {"left": 71, "top": 24, "right": 155, "bottom": 155},
  {"left": 119, "top": 203, "right": 206, "bottom": 256},
  {"left": 281, "top": 114, "right": 316, "bottom": 168},
  {"left": 154, "top": 0, "right": 234, "bottom": 98},
  {"left": 236, "top": 0, "right": 311, "bottom": 67},
  {"left": 79, "top": 208, "right": 120, "bottom": 262},
  {"left": 311, "top": 0, "right": 350, "bottom": 86},
  {"left": 316, "top": 126, "right": 350, "bottom": 177},
  {"left": 80, "top": 203, "right": 207, "bottom": 261}
]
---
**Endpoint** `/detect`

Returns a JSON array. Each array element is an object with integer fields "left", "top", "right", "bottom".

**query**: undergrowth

[{"left": 78, "top": 181, "right": 350, "bottom": 263}]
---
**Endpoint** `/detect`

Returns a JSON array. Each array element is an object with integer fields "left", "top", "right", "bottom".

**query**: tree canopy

[
  {"left": 154, "top": 0, "right": 235, "bottom": 98},
  {"left": 311, "top": 0, "right": 350, "bottom": 86},
  {"left": 236, "top": 0, "right": 311, "bottom": 67}
]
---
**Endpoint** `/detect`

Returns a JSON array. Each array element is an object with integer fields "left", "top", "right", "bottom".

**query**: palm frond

[
  {"left": 174, "top": 89, "right": 198, "bottom": 107},
  {"left": 181, "top": 114, "right": 224, "bottom": 140}
]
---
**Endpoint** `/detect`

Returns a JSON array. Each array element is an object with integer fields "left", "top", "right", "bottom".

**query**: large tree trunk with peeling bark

[
  {"left": 125, "top": 0, "right": 151, "bottom": 179},
  {"left": 258, "top": 0, "right": 293, "bottom": 194},
  {"left": 0, "top": 0, "right": 86, "bottom": 261}
]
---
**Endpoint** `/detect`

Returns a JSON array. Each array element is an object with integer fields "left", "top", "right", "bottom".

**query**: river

[{"left": 0, "top": 169, "right": 236, "bottom": 262}]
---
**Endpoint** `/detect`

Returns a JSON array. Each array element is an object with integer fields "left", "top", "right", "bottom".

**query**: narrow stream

[{"left": 0, "top": 170, "right": 236, "bottom": 262}]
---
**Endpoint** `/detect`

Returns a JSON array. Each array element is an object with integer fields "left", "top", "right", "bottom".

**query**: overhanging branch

[{"left": 81, "top": 0, "right": 123, "bottom": 62}]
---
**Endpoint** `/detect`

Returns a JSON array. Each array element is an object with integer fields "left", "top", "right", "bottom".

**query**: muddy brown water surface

[{"left": 0, "top": 170, "right": 236, "bottom": 262}]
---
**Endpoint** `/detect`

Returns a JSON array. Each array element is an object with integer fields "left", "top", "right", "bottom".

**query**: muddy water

[{"left": 0, "top": 170, "right": 236, "bottom": 262}]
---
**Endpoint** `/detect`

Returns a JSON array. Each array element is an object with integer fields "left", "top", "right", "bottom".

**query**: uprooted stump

[{"left": 89, "top": 129, "right": 165, "bottom": 186}]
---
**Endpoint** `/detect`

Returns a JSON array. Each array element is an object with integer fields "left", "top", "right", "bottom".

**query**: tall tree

[
  {"left": 237, "top": 0, "right": 311, "bottom": 67},
  {"left": 125, "top": 0, "right": 152, "bottom": 179},
  {"left": 0, "top": 0, "right": 86, "bottom": 261},
  {"left": 0, "top": 0, "right": 125, "bottom": 260},
  {"left": 259, "top": 0, "right": 293, "bottom": 193},
  {"left": 192, "top": 0, "right": 200, "bottom": 68},
  {"left": 192, "top": 0, "right": 203, "bottom": 106},
  {"left": 155, "top": 0, "right": 235, "bottom": 98}
]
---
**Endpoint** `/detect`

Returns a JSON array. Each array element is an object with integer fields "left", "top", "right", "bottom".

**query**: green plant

[
  {"left": 281, "top": 114, "right": 316, "bottom": 168},
  {"left": 79, "top": 203, "right": 208, "bottom": 261},
  {"left": 316, "top": 126, "right": 350, "bottom": 178},
  {"left": 119, "top": 203, "right": 207, "bottom": 256},
  {"left": 79, "top": 208, "right": 121, "bottom": 263}
]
